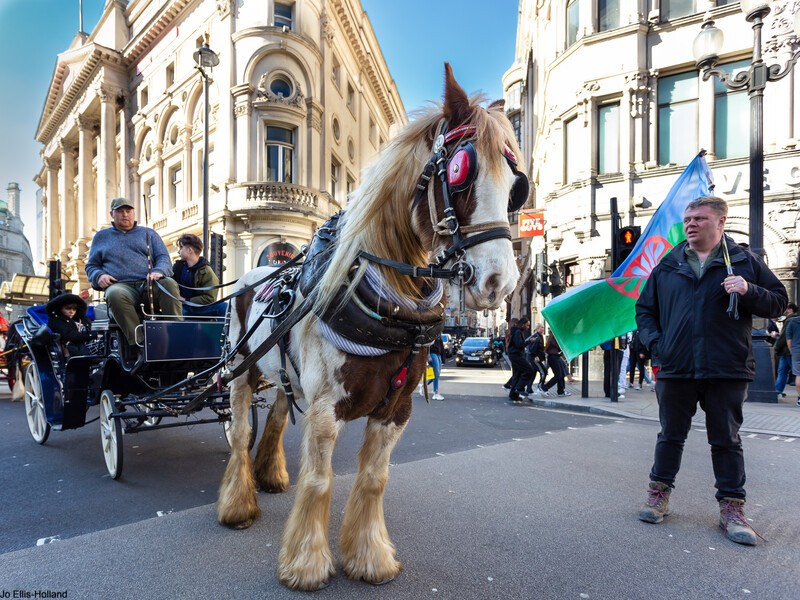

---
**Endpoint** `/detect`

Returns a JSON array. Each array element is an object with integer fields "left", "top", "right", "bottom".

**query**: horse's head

[{"left": 411, "top": 64, "right": 526, "bottom": 310}]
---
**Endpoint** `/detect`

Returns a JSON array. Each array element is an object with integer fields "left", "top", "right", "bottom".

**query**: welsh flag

[{"left": 542, "top": 153, "right": 713, "bottom": 360}]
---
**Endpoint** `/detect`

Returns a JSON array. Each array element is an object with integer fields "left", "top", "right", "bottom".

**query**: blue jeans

[
  {"left": 429, "top": 352, "right": 442, "bottom": 393},
  {"left": 650, "top": 379, "right": 747, "bottom": 500},
  {"left": 775, "top": 354, "right": 791, "bottom": 394}
]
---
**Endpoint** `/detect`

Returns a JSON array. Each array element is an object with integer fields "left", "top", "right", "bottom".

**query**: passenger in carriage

[
  {"left": 46, "top": 293, "right": 92, "bottom": 357},
  {"left": 171, "top": 233, "right": 225, "bottom": 317},
  {"left": 85, "top": 198, "right": 182, "bottom": 365}
]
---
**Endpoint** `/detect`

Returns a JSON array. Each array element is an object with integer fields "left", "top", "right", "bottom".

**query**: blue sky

[{"left": 0, "top": 0, "right": 519, "bottom": 252}]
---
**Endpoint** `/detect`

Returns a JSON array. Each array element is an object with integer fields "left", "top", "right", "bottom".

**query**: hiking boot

[
  {"left": 638, "top": 482, "right": 672, "bottom": 524},
  {"left": 719, "top": 498, "right": 758, "bottom": 546}
]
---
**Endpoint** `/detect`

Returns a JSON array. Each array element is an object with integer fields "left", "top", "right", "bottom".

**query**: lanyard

[{"left": 721, "top": 237, "right": 739, "bottom": 321}]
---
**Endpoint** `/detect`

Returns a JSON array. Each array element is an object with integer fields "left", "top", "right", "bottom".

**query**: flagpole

[{"left": 610, "top": 197, "right": 620, "bottom": 403}]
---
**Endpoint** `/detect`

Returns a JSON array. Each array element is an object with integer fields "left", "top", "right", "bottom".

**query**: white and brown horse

[{"left": 217, "top": 65, "right": 524, "bottom": 591}]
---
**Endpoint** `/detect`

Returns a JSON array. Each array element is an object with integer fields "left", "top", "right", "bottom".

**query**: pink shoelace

[
  {"left": 720, "top": 501, "right": 767, "bottom": 542},
  {"left": 646, "top": 487, "right": 669, "bottom": 507}
]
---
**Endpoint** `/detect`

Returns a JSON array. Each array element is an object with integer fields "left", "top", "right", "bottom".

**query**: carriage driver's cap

[{"left": 110, "top": 197, "right": 134, "bottom": 211}]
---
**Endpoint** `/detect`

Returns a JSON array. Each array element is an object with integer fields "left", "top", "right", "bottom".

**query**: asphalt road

[{"left": 2, "top": 362, "right": 798, "bottom": 599}]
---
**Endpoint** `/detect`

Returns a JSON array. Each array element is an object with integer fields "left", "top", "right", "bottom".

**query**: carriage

[{"left": 9, "top": 291, "right": 259, "bottom": 480}]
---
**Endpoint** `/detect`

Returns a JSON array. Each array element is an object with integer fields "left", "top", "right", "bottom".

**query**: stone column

[
  {"left": 59, "top": 141, "right": 78, "bottom": 262},
  {"left": 182, "top": 127, "right": 193, "bottom": 207},
  {"left": 232, "top": 84, "right": 253, "bottom": 183},
  {"left": 77, "top": 115, "right": 97, "bottom": 246},
  {"left": 44, "top": 156, "right": 61, "bottom": 260},
  {"left": 97, "top": 84, "right": 119, "bottom": 219}
]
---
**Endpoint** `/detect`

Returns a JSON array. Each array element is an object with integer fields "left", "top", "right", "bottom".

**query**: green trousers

[{"left": 105, "top": 279, "right": 182, "bottom": 345}]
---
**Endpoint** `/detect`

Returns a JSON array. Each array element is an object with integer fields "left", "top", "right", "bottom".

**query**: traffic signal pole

[{"left": 610, "top": 197, "right": 620, "bottom": 403}]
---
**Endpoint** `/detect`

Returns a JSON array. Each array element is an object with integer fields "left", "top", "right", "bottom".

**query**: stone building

[
  {"left": 34, "top": 0, "right": 405, "bottom": 291},
  {"left": 0, "top": 183, "right": 35, "bottom": 284},
  {"left": 504, "top": 0, "right": 800, "bottom": 326}
]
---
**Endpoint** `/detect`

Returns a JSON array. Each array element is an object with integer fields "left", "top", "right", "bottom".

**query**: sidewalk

[{"left": 439, "top": 359, "right": 800, "bottom": 438}]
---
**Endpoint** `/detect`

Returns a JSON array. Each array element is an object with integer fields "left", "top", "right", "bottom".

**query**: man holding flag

[{"left": 635, "top": 196, "right": 787, "bottom": 546}]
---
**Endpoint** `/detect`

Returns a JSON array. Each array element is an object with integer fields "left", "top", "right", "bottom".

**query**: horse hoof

[
  {"left": 366, "top": 576, "right": 396, "bottom": 586},
  {"left": 232, "top": 518, "right": 255, "bottom": 530}
]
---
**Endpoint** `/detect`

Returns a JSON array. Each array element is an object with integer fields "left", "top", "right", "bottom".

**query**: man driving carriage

[{"left": 85, "top": 197, "right": 182, "bottom": 364}]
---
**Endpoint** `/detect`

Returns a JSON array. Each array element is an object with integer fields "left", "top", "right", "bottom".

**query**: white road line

[{"left": 36, "top": 535, "right": 60, "bottom": 546}]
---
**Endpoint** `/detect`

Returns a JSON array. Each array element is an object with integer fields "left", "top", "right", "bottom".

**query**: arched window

[{"left": 265, "top": 125, "right": 295, "bottom": 183}]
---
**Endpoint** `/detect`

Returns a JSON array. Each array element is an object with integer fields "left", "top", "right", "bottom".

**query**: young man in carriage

[{"left": 85, "top": 197, "right": 182, "bottom": 369}]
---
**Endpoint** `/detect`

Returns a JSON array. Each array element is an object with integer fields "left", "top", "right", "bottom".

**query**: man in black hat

[{"left": 85, "top": 198, "right": 181, "bottom": 365}]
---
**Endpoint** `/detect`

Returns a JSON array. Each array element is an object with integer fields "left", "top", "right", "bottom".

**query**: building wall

[
  {"left": 34, "top": 0, "right": 405, "bottom": 293},
  {"left": 505, "top": 0, "right": 800, "bottom": 336}
]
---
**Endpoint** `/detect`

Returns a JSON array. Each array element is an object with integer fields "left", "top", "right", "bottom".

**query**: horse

[{"left": 217, "top": 64, "right": 527, "bottom": 591}]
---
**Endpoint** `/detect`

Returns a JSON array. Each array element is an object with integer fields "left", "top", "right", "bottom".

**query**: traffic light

[
  {"left": 615, "top": 226, "right": 641, "bottom": 268},
  {"left": 209, "top": 232, "right": 227, "bottom": 276}
]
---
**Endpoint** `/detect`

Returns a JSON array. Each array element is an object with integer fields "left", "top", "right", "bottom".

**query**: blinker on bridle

[{"left": 410, "top": 121, "right": 529, "bottom": 279}]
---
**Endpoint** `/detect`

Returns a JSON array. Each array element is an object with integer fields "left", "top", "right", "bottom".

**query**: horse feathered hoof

[{"left": 343, "top": 558, "right": 403, "bottom": 586}]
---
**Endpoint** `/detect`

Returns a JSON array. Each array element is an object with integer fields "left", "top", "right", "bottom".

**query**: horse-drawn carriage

[{"left": 9, "top": 295, "right": 258, "bottom": 479}]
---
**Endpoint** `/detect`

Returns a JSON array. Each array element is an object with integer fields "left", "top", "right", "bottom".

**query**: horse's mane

[{"left": 313, "top": 94, "right": 521, "bottom": 316}]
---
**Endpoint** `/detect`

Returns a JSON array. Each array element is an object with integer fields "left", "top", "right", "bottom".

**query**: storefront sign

[
  {"left": 257, "top": 242, "right": 300, "bottom": 266},
  {"left": 519, "top": 211, "right": 545, "bottom": 237}
]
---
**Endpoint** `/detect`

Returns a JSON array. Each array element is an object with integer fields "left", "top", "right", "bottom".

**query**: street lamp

[
  {"left": 692, "top": 1, "right": 800, "bottom": 257},
  {"left": 193, "top": 40, "right": 220, "bottom": 254},
  {"left": 692, "top": 3, "right": 800, "bottom": 403}
]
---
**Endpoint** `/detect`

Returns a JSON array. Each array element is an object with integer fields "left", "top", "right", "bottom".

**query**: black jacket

[
  {"left": 526, "top": 332, "right": 546, "bottom": 361},
  {"left": 47, "top": 313, "right": 92, "bottom": 345},
  {"left": 507, "top": 326, "right": 527, "bottom": 354},
  {"left": 636, "top": 238, "right": 787, "bottom": 380}
]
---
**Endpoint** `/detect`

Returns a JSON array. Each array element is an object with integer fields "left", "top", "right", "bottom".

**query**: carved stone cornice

[
  {"left": 306, "top": 99, "right": 323, "bottom": 133},
  {"left": 625, "top": 72, "right": 653, "bottom": 118},
  {"left": 44, "top": 156, "right": 61, "bottom": 171},
  {"left": 234, "top": 102, "right": 252, "bottom": 118},
  {"left": 77, "top": 114, "right": 99, "bottom": 133},
  {"left": 97, "top": 83, "right": 126, "bottom": 105},
  {"left": 216, "top": 0, "right": 233, "bottom": 18},
  {"left": 321, "top": 9, "right": 335, "bottom": 44}
]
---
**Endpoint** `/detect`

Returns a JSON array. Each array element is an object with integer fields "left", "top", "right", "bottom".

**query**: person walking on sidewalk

[
  {"left": 773, "top": 303, "right": 798, "bottom": 401},
  {"left": 526, "top": 323, "right": 548, "bottom": 392},
  {"left": 782, "top": 307, "right": 800, "bottom": 407},
  {"left": 540, "top": 332, "right": 569, "bottom": 397},
  {"left": 507, "top": 318, "right": 535, "bottom": 402},
  {"left": 635, "top": 196, "right": 787, "bottom": 546}
]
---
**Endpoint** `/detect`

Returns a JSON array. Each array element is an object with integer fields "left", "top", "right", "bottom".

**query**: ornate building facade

[
  {"left": 504, "top": 0, "right": 800, "bottom": 325},
  {"left": 35, "top": 0, "right": 405, "bottom": 291},
  {"left": 0, "top": 183, "right": 35, "bottom": 284}
]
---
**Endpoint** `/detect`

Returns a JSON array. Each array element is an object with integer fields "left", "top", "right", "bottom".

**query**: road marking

[
  {"left": 36, "top": 535, "right": 60, "bottom": 546},
  {"left": 769, "top": 436, "right": 781, "bottom": 441},
  {"left": 746, "top": 434, "right": 758, "bottom": 438}
]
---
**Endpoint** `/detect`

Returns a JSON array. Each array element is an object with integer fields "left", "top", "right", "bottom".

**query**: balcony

[{"left": 228, "top": 182, "right": 320, "bottom": 214}]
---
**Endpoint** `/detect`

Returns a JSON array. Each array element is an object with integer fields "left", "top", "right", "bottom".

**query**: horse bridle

[
  {"left": 410, "top": 121, "right": 529, "bottom": 285},
  {"left": 359, "top": 120, "right": 529, "bottom": 289}
]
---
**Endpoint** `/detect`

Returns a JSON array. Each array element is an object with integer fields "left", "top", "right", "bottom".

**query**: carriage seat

[{"left": 27, "top": 304, "right": 96, "bottom": 328}]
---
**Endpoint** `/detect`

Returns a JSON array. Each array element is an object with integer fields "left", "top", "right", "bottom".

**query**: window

[
  {"left": 270, "top": 76, "right": 292, "bottom": 98},
  {"left": 598, "top": 103, "right": 620, "bottom": 174},
  {"left": 564, "top": 116, "right": 581, "bottom": 183},
  {"left": 275, "top": 2, "right": 293, "bottom": 29},
  {"left": 168, "top": 164, "right": 183, "bottom": 209},
  {"left": 661, "top": 0, "right": 696, "bottom": 21},
  {"left": 265, "top": 125, "right": 295, "bottom": 183},
  {"left": 658, "top": 72, "right": 698, "bottom": 166},
  {"left": 598, "top": 0, "right": 620, "bottom": 32},
  {"left": 166, "top": 63, "right": 175, "bottom": 87},
  {"left": 332, "top": 55, "right": 341, "bottom": 89},
  {"left": 347, "top": 82, "right": 356, "bottom": 114},
  {"left": 714, "top": 60, "right": 749, "bottom": 160},
  {"left": 140, "top": 86, "right": 149, "bottom": 108},
  {"left": 197, "top": 145, "right": 216, "bottom": 196},
  {"left": 509, "top": 112, "right": 522, "bottom": 148},
  {"left": 144, "top": 179, "right": 156, "bottom": 215},
  {"left": 331, "top": 157, "right": 340, "bottom": 202},
  {"left": 567, "top": 0, "right": 580, "bottom": 47},
  {"left": 346, "top": 173, "right": 356, "bottom": 200},
  {"left": 332, "top": 117, "right": 341, "bottom": 142}
]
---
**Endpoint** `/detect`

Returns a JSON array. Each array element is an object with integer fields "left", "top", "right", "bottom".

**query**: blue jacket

[
  {"left": 635, "top": 238, "right": 787, "bottom": 380},
  {"left": 85, "top": 223, "right": 172, "bottom": 289}
]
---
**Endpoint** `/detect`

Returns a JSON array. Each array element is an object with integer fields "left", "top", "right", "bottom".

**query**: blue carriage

[{"left": 12, "top": 297, "right": 257, "bottom": 480}]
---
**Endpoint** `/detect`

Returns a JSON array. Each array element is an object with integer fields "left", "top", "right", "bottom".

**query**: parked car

[
  {"left": 441, "top": 334, "right": 453, "bottom": 357},
  {"left": 455, "top": 337, "right": 496, "bottom": 368}
]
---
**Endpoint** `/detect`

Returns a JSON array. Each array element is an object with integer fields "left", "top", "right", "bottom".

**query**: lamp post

[
  {"left": 692, "top": 0, "right": 800, "bottom": 256},
  {"left": 693, "top": 2, "right": 800, "bottom": 402},
  {"left": 193, "top": 40, "right": 220, "bottom": 254}
]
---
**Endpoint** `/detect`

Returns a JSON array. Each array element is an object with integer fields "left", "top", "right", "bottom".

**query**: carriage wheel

[
  {"left": 99, "top": 390, "right": 123, "bottom": 480},
  {"left": 24, "top": 363, "right": 50, "bottom": 444},
  {"left": 222, "top": 404, "right": 258, "bottom": 451}
]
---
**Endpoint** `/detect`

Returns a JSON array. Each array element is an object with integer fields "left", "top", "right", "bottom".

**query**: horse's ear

[
  {"left": 488, "top": 99, "right": 505, "bottom": 111},
  {"left": 443, "top": 63, "right": 471, "bottom": 125}
]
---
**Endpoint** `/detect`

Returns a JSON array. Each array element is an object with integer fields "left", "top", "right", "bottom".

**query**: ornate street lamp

[
  {"left": 692, "top": 1, "right": 800, "bottom": 257},
  {"left": 693, "top": 2, "right": 800, "bottom": 402},
  {"left": 193, "top": 39, "right": 220, "bottom": 254}
]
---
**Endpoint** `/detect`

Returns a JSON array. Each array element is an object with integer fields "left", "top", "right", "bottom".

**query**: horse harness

[{"left": 165, "top": 119, "right": 529, "bottom": 420}]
